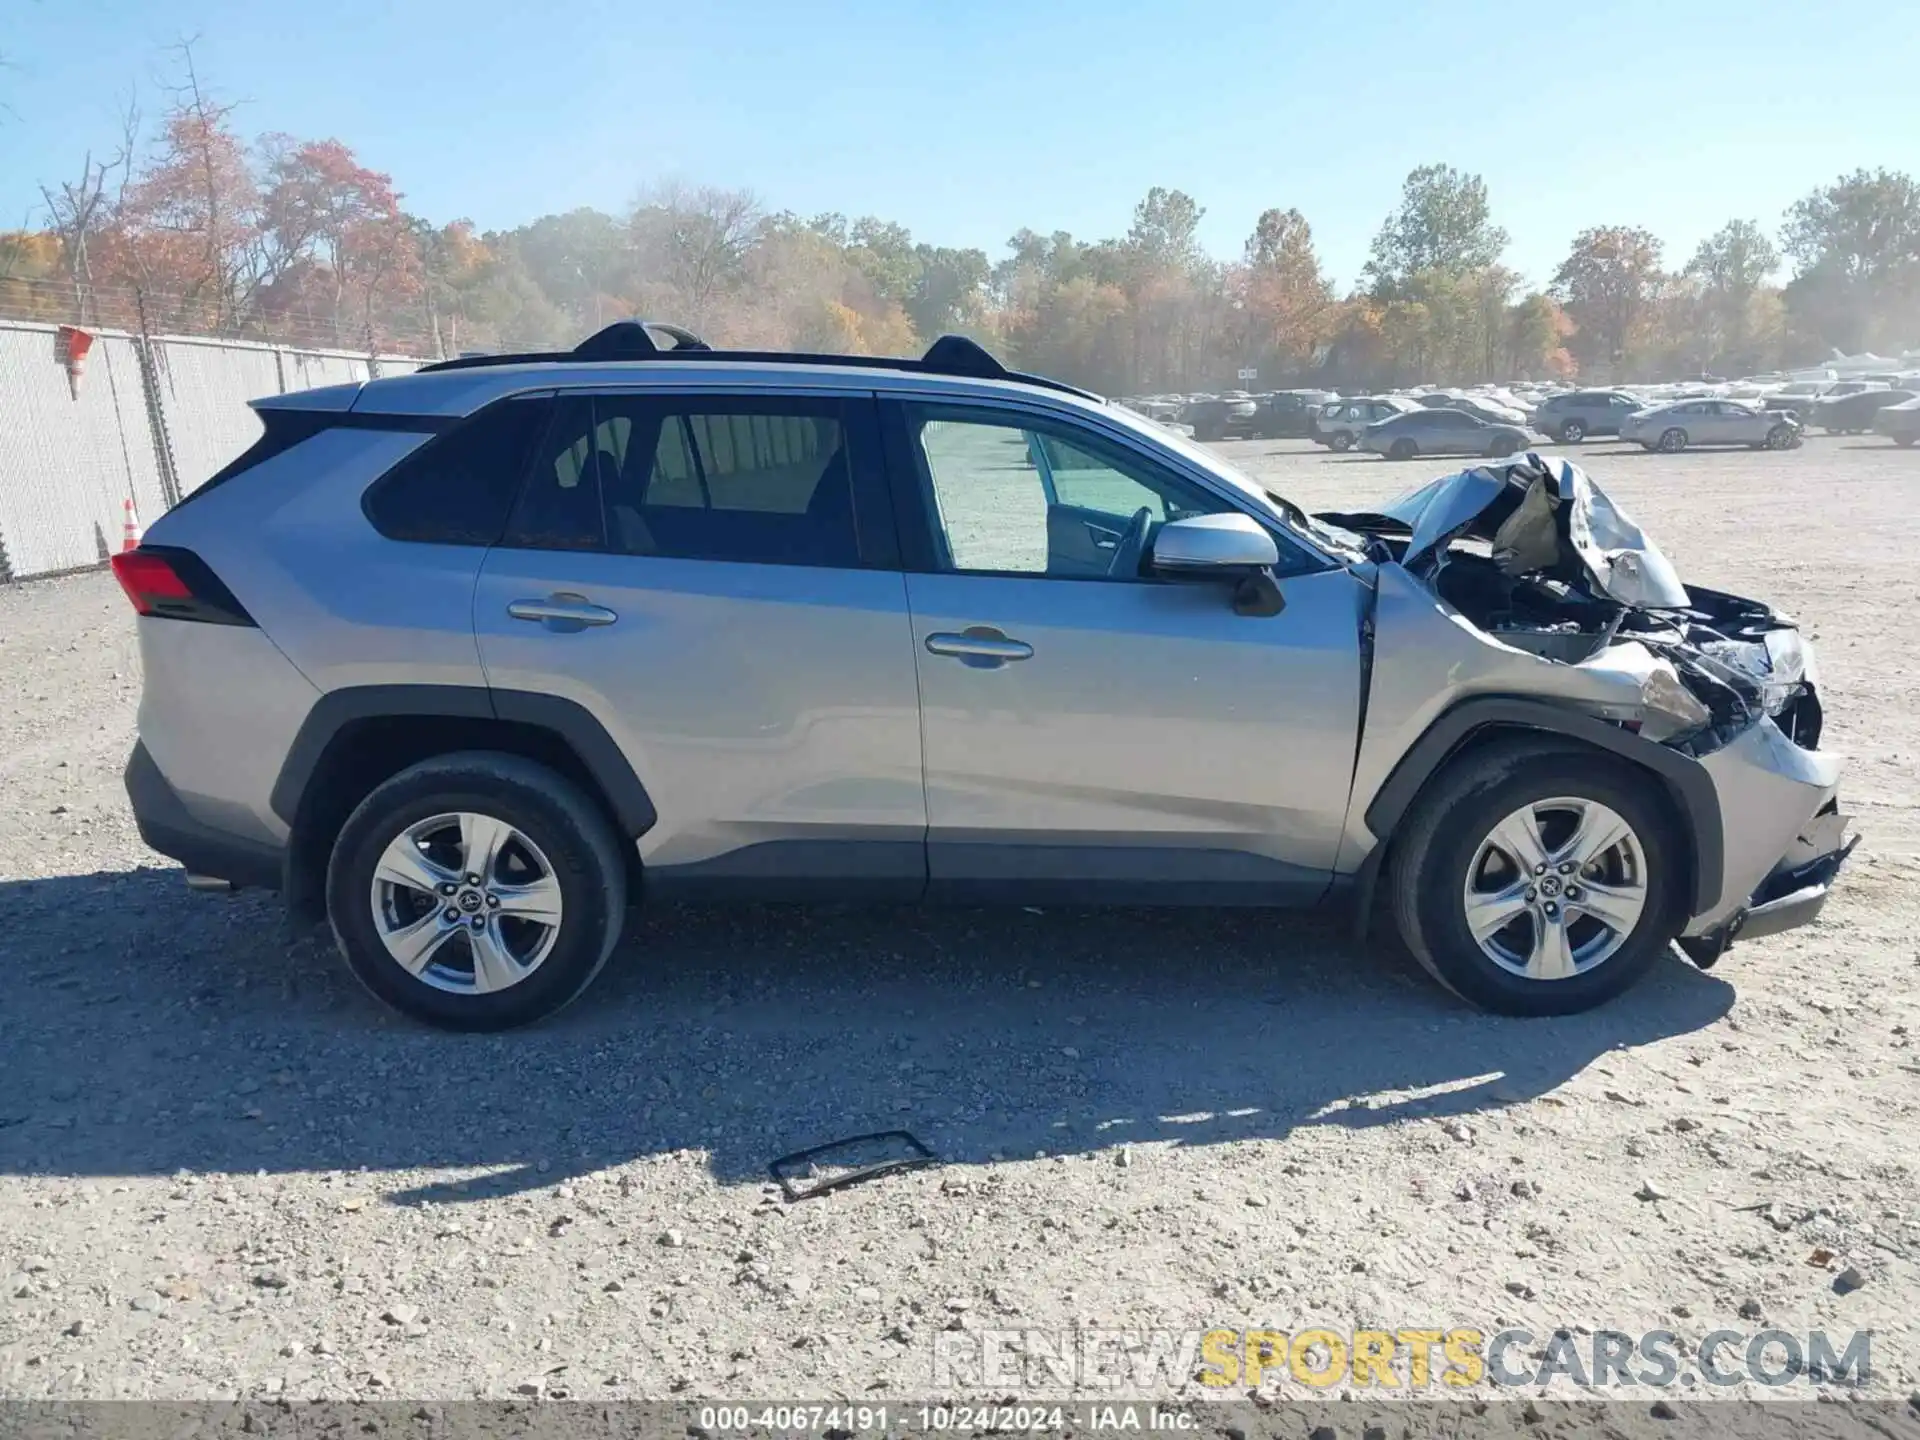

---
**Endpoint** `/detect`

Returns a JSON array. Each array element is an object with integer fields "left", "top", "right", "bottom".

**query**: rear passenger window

[
  {"left": 364, "top": 398, "right": 552, "bottom": 545},
  {"left": 501, "top": 395, "right": 862, "bottom": 567}
]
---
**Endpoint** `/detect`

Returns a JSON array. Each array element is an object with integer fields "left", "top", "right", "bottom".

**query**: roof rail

[{"left": 414, "top": 327, "right": 1100, "bottom": 401}]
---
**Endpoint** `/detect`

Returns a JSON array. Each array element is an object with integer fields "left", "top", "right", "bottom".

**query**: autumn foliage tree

[{"left": 12, "top": 49, "right": 1920, "bottom": 386}]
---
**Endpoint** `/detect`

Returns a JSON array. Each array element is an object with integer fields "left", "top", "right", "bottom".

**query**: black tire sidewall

[
  {"left": 327, "top": 761, "right": 623, "bottom": 1031},
  {"left": 1408, "top": 754, "right": 1681, "bottom": 1016},
  {"left": 1390, "top": 439, "right": 1417, "bottom": 460}
]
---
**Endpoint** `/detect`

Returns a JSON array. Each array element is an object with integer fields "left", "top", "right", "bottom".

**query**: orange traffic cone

[{"left": 121, "top": 497, "right": 142, "bottom": 552}]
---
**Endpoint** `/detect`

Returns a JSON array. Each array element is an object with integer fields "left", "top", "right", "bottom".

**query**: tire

[
  {"left": 1897, "top": 435, "right": 1917, "bottom": 448},
  {"left": 1387, "top": 742, "right": 1682, "bottom": 1017},
  {"left": 1657, "top": 428, "right": 1687, "bottom": 453},
  {"left": 1329, "top": 430, "right": 1355, "bottom": 452},
  {"left": 1765, "top": 425, "right": 1794, "bottom": 451},
  {"left": 1558, "top": 419, "right": 1586, "bottom": 443},
  {"left": 1487, "top": 435, "right": 1519, "bottom": 458},
  {"left": 326, "top": 752, "right": 628, "bottom": 1031},
  {"left": 1388, "top": 438, "right": 1418, "bottom": 461}
]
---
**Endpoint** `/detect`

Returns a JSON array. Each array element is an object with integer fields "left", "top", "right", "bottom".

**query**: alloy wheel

[
  {"left": 1461, "top": 796, "right": 1647, "bottom": 981},
  {"left": 369, "top": 811, "right": 564, "bottom": 994}
]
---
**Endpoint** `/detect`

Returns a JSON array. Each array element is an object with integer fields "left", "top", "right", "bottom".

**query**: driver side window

[{"left": 905, "top": 406, "right": 1231, "bottom": 579}]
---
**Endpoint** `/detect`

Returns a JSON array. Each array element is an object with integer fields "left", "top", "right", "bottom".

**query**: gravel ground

[{"left": 1, "top": 436, "right": 1916, "bottom": 1415}]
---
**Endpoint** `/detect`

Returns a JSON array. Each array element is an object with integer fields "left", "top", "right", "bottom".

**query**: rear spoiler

[{"left": 252, "top": 381, "right": 364, "bottom": 414}]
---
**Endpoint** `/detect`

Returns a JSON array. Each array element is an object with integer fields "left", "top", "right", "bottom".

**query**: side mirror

[
  {"left": 1149, "top": 512, "right": 1286, "bottom": 617},
  {"left": 1149, "top": 512, "right": 1280, "bottom": 574}
]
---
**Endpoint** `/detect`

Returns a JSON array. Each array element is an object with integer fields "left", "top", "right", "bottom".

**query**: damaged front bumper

[
  {"left": 1678, "top": 736, "right": 1858, "bottom": 966},
  {"left": 1328, "top": 454, "right": 1858, "bottom": 967}
]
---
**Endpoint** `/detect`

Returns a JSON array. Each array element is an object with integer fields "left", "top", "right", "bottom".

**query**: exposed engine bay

[{"left": 1318, "top": 454, "right": 1823, "bottom": 758}]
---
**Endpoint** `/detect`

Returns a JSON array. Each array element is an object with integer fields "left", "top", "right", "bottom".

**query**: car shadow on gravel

[{"left": 0, "top": 866, "right": 1734, "bottom": 1202}]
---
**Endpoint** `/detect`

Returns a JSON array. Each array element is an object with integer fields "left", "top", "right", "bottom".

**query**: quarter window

[{"left": 364, "top": 397, "right": 553, "bottom": 545}]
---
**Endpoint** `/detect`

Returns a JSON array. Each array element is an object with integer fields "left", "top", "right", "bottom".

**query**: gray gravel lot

[{"left": 1, "top": 437, "right": 1916, "bottom": 1408}]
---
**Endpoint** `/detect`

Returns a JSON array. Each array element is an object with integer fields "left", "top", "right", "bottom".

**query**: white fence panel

[
  {"left": 3, "top": 326, "right": 428, "bottom": 579},
  {"left": 0, "top": 322, "right": 169, "bottom": 579},
  {"left": 149, "top": 335, "right": 283, "bottom": 497},
  {"left": 282, "top": 348, "right": 371, "bottom": 392}
]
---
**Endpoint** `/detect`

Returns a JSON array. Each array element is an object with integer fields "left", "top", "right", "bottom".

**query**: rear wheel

[
  {"left": 1329, "top": 430, "right": 1355, "bottom": 452},
  {"left": 326, "top": 752, "right": 628, "bottom": 1031},
  {"left": 1558, "top": 419, "right": 1587, "bottom": 443},
  {"left": 1657, "top": 427, "right": 1688, "bottom": 453},
  {"left": 1388, "top": 744, "right": 1681, "bottom": 1016},
  {"left": 1388, "top": 438, "right": 1418, "bottom": 461}
]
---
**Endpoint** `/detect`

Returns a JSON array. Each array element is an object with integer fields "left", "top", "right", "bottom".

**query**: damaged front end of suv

[{"left": 1323, "top": 454, "right": 1855, "bottom": 968}]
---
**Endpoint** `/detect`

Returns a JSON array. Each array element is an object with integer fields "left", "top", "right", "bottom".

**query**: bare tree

[
  {"left": 40, "top": 142, "right": 128, "bottom": 321},
  {"left": 629, "top": 181, "right": 764, "bottom": 328}
]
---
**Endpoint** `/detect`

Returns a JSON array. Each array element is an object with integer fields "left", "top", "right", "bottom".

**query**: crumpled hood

[{"left": 1375, "top": 453, "right": 1690, "bottom": 610}]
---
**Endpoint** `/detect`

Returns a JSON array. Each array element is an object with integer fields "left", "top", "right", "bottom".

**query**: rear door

[
  {"left": 472, "top": 388, "right": 926, "bottom": 892},
  {"left": 882, "top": 397, "right": 1366, "bottom": 902}
]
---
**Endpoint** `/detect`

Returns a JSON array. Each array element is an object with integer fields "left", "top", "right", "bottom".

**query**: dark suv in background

[
  {"left": 1530, "top": 390, "right": 1643, "bottom": 443},
  {"left": 1251, "top": 390, "right": 1335, "bottom": 439}
]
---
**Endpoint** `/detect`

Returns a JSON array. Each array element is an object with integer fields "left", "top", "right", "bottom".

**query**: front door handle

[
  {"left": 926, "top": 627, "right": 1034, "bottom": 667},
  {"left": 507, "top": 594, "right": 618, "bottom": 629}
]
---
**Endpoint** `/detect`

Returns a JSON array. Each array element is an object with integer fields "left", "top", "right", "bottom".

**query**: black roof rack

[{"left": 414, "top": 323, "right": 1100, "bottom": 401}]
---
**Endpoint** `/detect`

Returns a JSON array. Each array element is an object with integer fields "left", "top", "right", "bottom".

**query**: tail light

[{"left": 110, "top": 547, "right": 255, "bottom": 626}]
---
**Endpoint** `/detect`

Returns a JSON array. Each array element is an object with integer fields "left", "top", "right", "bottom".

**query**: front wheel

[
  {"left": 1388, "top": 438, "right": 1419, "bottom": 461},
  {"left": 1897, "top": 435, "right": 1917, "bottom": 448},
  {"left": 1765, "top": 425, "right": 1795, "bottom": 451},
  {"left": 1329, "top": 430, "right": 1355, "bottom": 452},
  {"left": 1487, "top": 436, "right": 1519, "bottom": 458},
  {"left": 1657, "top": 427, "right": 1688, "bottom": 453},
  {"left": 326, "top": 752, "right": 628, "bottom": 1031},
  {"left": 1388, "top": 744, "right": 1680, "bottom": 1015}
]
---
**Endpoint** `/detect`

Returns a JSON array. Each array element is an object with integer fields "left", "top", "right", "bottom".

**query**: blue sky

[{"left": 4, "top": 0, "right": 1916, "bottom": 290}]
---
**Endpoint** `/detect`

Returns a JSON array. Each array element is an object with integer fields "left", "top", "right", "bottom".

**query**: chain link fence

[{"left": 0, "top": 304, "right": 427, "bottom": 582}]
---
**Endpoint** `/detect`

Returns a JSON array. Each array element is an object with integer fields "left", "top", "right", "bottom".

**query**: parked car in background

[
  {"left": 1251, "top": 389, "right": 1336, "bottom": 439},
  {"left": 1810, "top": 387, "right": 1915, "bottom": 434},
  {"left": 1182, "top": 391, "right": 1258, "bottom": 440},
  {"left": 1312, "top": 396, "right": 1418, "bottom": 450},
  {"left": 1420, "top": 393, "right": 1529, "bottom": 427},
  {"left": 1530, "top": 389, "right": 1644, "bottom": 442},
  {"left": 1874, "top": 396, "right": 1920, "bottom": 446},
  {"left": 1619, "top": 399, "right": 1801, "bottom": 452},
  {"left": 1762, "top": 380, "right": 1830, "bottom": 416},
  {"left": 1359, "top": 407, "right": 1532, "bottom": 461}
]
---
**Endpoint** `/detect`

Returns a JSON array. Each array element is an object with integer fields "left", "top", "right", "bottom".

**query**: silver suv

[{"left": 116, "top": 323, "right": 1854, "bottom": 1030}]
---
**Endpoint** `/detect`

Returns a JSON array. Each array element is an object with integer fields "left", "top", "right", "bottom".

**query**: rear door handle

[
  {"left": 507, "top": 595, "right": 618, "bottom": 628},
  {"left": 926, "top": 628, "right": 1033, "bottom": 665}
]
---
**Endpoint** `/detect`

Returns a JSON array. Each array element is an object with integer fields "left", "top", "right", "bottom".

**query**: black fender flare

[
  {"left": 269, "top": 684, "right": 657, "bottom": 837},
  {"left": 1352, "top": 697, "right": 1724, "bottom": 929}
]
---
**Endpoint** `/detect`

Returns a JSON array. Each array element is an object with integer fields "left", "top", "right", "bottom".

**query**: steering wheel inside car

[{"left": 1107, "top": 507, "right": 1155, "bottom": 578}]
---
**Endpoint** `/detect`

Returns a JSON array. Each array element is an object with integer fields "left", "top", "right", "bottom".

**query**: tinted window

[
  {"left": 364, "top": 397, "right": 552, "bottom": 545},
  {"left": 501, "top": 394, "right": 861, "bottom": 567}
]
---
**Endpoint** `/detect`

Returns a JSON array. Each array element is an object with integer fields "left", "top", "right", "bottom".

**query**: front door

[
  {"left": 472, "top": 389, "right": 926, "bottom": 893},
  {"left": 885, "top": 400, "right": 1367, "bottom": 904}
]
